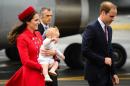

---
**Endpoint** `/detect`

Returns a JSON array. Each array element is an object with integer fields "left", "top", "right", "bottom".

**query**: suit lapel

[
  {"left": 96, "top": 20, "right": 110, "bottom": 56},
  {"left": 96, "top": 20, "right": 108, "bottom": 43},
  {"left": 38, "top": 23, "right": 45, "bottom": 35}
]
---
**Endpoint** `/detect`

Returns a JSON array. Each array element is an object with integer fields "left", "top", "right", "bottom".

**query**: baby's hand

[{"left": 51, "top": 38, "right": 59, "bottom": 43}]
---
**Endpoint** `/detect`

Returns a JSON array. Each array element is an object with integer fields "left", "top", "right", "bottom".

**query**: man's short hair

[
  {"left": 99, "top": 1, "right": 117, "bottom": 14},
  {"left": 40, "top": 7, "right": 52, "bottom": 17}
]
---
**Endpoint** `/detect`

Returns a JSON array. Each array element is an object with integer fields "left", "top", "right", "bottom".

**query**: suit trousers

[{"left": 87, "top": 75, "right": 113, "bottom": 86}]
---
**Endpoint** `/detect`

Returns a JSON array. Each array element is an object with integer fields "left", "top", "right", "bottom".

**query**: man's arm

[{"left": 81, "top": 25, "right": 105, "bottom": 65}]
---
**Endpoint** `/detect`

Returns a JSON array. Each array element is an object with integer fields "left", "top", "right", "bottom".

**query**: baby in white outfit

[{"left": 37, "top": 27, "right": 65, "bottom": 82}]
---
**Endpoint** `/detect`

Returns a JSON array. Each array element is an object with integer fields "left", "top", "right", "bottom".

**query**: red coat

[{"left": 6, "top": 29, "right": 45, "bottom": 86}]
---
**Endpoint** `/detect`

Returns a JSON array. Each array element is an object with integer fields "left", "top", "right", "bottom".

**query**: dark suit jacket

[
  {"left": 81, "top": 20, "right": 116, "bottom": 82},
  {"left": 38, "top": 23, "right": 45, "bottom": 35}
]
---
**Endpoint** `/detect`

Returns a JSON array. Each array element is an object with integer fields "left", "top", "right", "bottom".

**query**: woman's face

[{"left": 27, "top": 13, "right": 40, "bottom": 31}]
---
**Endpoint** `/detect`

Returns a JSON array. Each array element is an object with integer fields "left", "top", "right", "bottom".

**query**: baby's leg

[
  {"left": 49, "top": 61, "right": 58, "bottom": 76},
  {"left": 41, "top": 63, "right": 49, "bottom": 76},
  {"left": 41, "top": 63, "right": 52, "bottom": 82}
]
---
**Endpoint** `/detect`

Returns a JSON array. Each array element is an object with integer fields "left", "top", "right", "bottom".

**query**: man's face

[
  {"left": 41, "top": 9, "right": 53, "bottom": 25},
  {"left": 104, "top": 8, "right": 117, "bottom": 25}
]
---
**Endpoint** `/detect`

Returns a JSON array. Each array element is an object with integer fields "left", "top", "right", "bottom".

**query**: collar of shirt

[
  {"left": 98, "top": 18, "right": 105, "bottom": 32},
  {"left": 40, "top": 20, "right": 49, "bottom": 30}
]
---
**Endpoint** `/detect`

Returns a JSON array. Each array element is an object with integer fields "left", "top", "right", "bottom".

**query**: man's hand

[
  {"left": 112, "top": 74, "right": 119, "bottom": 85},
  {"left": 104, "top": 57, "right": 112, "bottom": 66}
]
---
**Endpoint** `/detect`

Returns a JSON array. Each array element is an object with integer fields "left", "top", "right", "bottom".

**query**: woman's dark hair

[{"left": 8, "top": 12, "right": 37, "bottom": 44}]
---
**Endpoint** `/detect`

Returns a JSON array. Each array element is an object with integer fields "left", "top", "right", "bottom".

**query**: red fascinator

[{"left": 18, "top": 6, "right": 36, "bottom": 22}]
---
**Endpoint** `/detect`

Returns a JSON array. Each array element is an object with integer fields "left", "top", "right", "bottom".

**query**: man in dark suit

[
  {"left": 81, "top": 1, "right": 119, "bottom": 86},
  {"left": 38, "top": 7, "right": 58, "bottom": 86}
]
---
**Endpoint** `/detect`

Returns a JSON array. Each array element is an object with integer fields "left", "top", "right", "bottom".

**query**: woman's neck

[{"left": 27, "top": 26, "right": 34, "bottom": 33}]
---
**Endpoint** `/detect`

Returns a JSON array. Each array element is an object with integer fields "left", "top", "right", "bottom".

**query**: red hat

[{"left": 18, "top": 6, "right": 36, "bottom": 22}]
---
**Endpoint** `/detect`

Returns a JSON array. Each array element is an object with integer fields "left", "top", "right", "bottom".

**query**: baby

[{"left": 37, "top": 27, "right": 65, "bottom": 82}]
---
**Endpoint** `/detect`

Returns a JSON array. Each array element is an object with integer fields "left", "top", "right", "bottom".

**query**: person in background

[
  {"left": 38, "top": 27, "right": 65, "bottom": 82},
  {"left": 81, "top": 1, "right": 119, "bottom": 86},
  {"left": 6, "top": 6, "right": 45, "bottom": 86},
  {"left": 38, "top": 7, "right": 53, "bottom": 38},
  {"left": 38, "top": 7, "right": 58, "bottom": 86}
]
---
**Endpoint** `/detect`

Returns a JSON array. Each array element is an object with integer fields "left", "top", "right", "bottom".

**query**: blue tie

[
  {"left": 42, "top": 26, "right": 48, "bottom": 38},
  {"left": 104, "top": 25, "right": 108, "bottom": 41},
  {"left": 44, "top": 26, "right": 48, "bottom": 30}
]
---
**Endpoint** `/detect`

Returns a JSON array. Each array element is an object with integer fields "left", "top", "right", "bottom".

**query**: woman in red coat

[{"left": 6, "top": 6, "right": 52, "bottom": 86}]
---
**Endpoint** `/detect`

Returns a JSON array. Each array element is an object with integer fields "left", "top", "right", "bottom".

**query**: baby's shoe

[{"left": 45, "top": 75, "right": 52, "bottom": 82}]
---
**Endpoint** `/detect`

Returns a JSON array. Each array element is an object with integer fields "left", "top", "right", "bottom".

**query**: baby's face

[
  {"left": 46, "top": 27, "right": 60, "bottom": 39},
  {"left": 52, "top": 33, "right": 59, "bottom": 39},
  {"left": 51, "top": 33, "right": 59, "bottom": 43},
  {"left": 51, "top": 30, "right": 59, "bottom": 38}
]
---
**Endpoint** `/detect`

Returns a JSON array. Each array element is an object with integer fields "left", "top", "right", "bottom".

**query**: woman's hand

[{"left": 40, "top": 49, "right": 56, "bottom": 56}]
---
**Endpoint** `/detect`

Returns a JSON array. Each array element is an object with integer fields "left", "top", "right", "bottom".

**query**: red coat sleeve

[{"left": 17, "top": 36, "right": 42, "bottom": 72}]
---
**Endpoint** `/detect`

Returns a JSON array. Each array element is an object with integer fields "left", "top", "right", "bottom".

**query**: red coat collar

[{"left": 23, "top": 28, "right": 37, "bottom": 38}]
